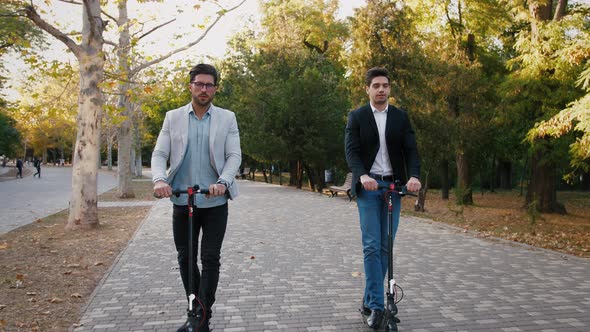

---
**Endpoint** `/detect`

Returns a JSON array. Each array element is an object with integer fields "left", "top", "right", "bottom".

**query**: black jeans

[{"left": 172, "top": 203, "right": 228, "bottom": 318}]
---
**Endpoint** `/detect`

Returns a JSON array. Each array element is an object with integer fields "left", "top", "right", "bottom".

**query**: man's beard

[{"left": 194, "top": 94, "right": 213, "bottom": 106}]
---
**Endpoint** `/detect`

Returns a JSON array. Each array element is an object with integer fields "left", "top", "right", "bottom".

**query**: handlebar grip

[
  {"left": 171, "top": 189, "right": 210, "bottom": 195},
  {"left": 153, "top": 186, "right": 211, "bottom": 199},
  {"left": 377, "top": 184, "right": 419, "bottom": 196}
]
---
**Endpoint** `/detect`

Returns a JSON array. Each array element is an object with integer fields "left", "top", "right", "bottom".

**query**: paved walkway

[
  {"left": 73, "top": 180, "right": 589, "bottom": 331},
  {"left": 0, "top": 166, "right": 119, "bottom": 234}
]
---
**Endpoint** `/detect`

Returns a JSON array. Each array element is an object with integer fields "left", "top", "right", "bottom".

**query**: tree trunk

[
  {"left": 498, "top": 160, "right": 512, "bottom": 190},
  {"left": 134, "top": 125, "right": 142, "bottom": 177},
  {"left": 29, "top": 2, "right": 107, "bottom": 229},
  {"left": 554, "top": 0, "right": 567, "bottom": 21},
  {"left": 529, "top": 0, "right": 553, "bottom": 41},
  {"left": 520, "top": 155, "right": 528, "bottom": 196},
  {"left": 115, "top": 1, "right": 135, "bottom": 198},
  {"left": 289, "top": 160, "right": 297, "bottom": 186},
  {"left": 107, "top": 132, "right": 113, "bottom": 170},
  {"left": 130, "top": 147, "right": 136, "bottom": 176},
  {"left": 440, "top": 159, "right": 449, "bottom": 200},
  {"left": 456, "top": 151, "right": 473, "bottom": 205},
  {"left": 489, "top": 155, "right": 496, "bottom": 193},
  {"left": 526, "top": 147, "right": 566, "bottom": 214},
  {"left": 133, "top": 107, "right": 143, "bottom": 177},
  {"left": 296, "top": 160, "right": 303, "bottom": 189},
  {"left": 304, "top": 163, "right": 315, "bottom": 191},
  {"left": 315, "top": 167, "right": 326, "bottom": 192},
  {"left": 135, "top": 155, "right": 142, "bottom": 177}
]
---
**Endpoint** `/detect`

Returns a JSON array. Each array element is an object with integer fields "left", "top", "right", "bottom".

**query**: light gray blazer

[{"left": 151, "top": 103, "right": 242, "bottom": 199}]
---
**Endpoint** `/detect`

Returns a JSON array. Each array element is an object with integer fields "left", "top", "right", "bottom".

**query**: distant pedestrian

[
  {"left": 33, "top": 158, "right": 41, "bottom": 178},
  {"left": 16, "top": 159, "right": 23, "bottom": 178}
]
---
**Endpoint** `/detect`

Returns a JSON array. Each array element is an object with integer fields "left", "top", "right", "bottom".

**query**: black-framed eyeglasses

[{"left": 190, "top": 82, "right": 216, "bottom": 90}]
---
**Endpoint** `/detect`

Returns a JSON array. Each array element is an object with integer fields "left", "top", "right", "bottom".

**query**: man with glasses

[
  {"left": 345, "top": 67, "right": 421, "bottom": 329},
  {"left": 152, "top": 63, "right": 241, "bottom": 332}
]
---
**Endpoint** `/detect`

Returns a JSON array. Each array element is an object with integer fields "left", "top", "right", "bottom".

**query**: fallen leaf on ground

[
  {"left": 48, "top": 298, "right": 63, "bottom": 303},
  {"left": 70, "top": 293, "right": 82, "bottom": 298}
]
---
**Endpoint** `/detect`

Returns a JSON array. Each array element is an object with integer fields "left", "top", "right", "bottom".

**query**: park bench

[
  {"left": 238, "top": 167, "right": 251, "bottom": 179},
  {"left": 328, "top": 172, "right": 353, "bottom": 201}
]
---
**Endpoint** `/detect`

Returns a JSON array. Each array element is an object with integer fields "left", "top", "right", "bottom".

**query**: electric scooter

[
  {"left": 362, "top": 181, "right": 416, "bottom": 331},
  {"left": 157, "top": 185, "right": 210, "bottom": 332}
]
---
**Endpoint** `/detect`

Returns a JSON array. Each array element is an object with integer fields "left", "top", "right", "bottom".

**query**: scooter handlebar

[
  {"left": 171, "top": 188, "right": 210, "bottom": 196},
  {"left": 153, "top": 186, "right": 210, "bottom": 198},
  {"left": 377, "top": 184, "right": 418, "bottom": 197}
]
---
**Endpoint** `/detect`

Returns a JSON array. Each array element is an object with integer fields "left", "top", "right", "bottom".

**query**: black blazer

[{"left": 345, "top": 104, "right": 421, "bottom": 196}]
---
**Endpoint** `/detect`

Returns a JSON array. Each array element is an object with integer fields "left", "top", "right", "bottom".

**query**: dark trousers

[
  {"left": 34, "top": 167, "right": 40, "bottom": 177},
  {"left": 172, "top": 203, "right": 228, "bottom": 318}
]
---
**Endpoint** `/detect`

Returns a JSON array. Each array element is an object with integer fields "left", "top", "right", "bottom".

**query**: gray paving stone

[{"left": 73, "top": 180, "right": 590, "bottom": 331}]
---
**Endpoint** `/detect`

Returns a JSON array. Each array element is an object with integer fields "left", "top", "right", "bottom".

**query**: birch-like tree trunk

[
  {"left": 25, "top": 1, "right": 105, "bottom": 229},
  {"left": 115, "top": 0, "right": 135, "bottom": 197},
  {"left": 133, "top": 115, "right": 143, "bottom": 177}
]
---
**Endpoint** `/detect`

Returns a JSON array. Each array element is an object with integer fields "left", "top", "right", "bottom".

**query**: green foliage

[
  {"left": 0, "top": 110, "right": 21, "bottom": 157},
  {"left": 499, "top": 2, "right": 589, "bottom": 188},
  {"left": 141, "top": 68, "right": 191, "bottom": 151},
  {"left": 347, "top": 0, "right": 504, "bottom": 198},
  {"left": 0, "top": 2, "right": 46, "bottom": 105},
  {"left": 521, "top": 8, "right": 590, "bottom": 183},
  {"left": 9, "top": 62, "right": 78, "bottom": 159},
  {"left": 0, "top": 2, "right": 45, "bottom": 59},
  {"left": 218, "top": 0, "right": 350, "bottom": 174}
]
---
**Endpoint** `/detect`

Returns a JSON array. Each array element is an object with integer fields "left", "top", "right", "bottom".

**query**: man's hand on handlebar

[
  {"left": 406, "top": 177, "right": 421, "bottom": 193},
  {"left": 208, "top": 183, "right": 227, "bottom": 197},
  {"left": 153, "top": 180, "right": 172, "bottom": 198},
  {"left": 360, "top": 174, "right": 379, "bottom": 191}
]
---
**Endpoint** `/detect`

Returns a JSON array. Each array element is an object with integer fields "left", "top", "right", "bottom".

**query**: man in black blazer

[{"left": 345, "top": 67, "right": 421, "bottom": 329}]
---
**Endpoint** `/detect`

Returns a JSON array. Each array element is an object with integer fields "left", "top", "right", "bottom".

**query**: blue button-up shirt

[{"left": 170, "top": 108, "right": 227, "bottom": 208}]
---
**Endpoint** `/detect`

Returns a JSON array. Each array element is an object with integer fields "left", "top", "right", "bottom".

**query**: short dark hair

[
  {"left": 365, "top": 67, "right": 390, "bottom": 86},
  {"left": 189, "top": 64, "right": 219, "bottom": 85}
]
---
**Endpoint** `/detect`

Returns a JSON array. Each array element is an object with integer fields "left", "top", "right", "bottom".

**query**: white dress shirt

[{"left": 369, "top": 103, "right": 393, "bottom": 176}]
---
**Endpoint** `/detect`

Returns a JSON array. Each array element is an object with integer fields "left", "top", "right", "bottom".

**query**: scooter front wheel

[{"left": 385, "top": 318, "right": 398, "bottom": 332}]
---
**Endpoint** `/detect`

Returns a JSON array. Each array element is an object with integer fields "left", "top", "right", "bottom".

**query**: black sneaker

[
  {"left": 198, "top": 319, "right": 211, "bottom": 332},
  {"left": 367, "top": 309, "right": 384, "bottom": 329},
  {"left": 360, "top": 303, "right": 371, "bottom": 316},
  {"left": 177, "top": 311, "right": 203, "bottom": 332}
]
